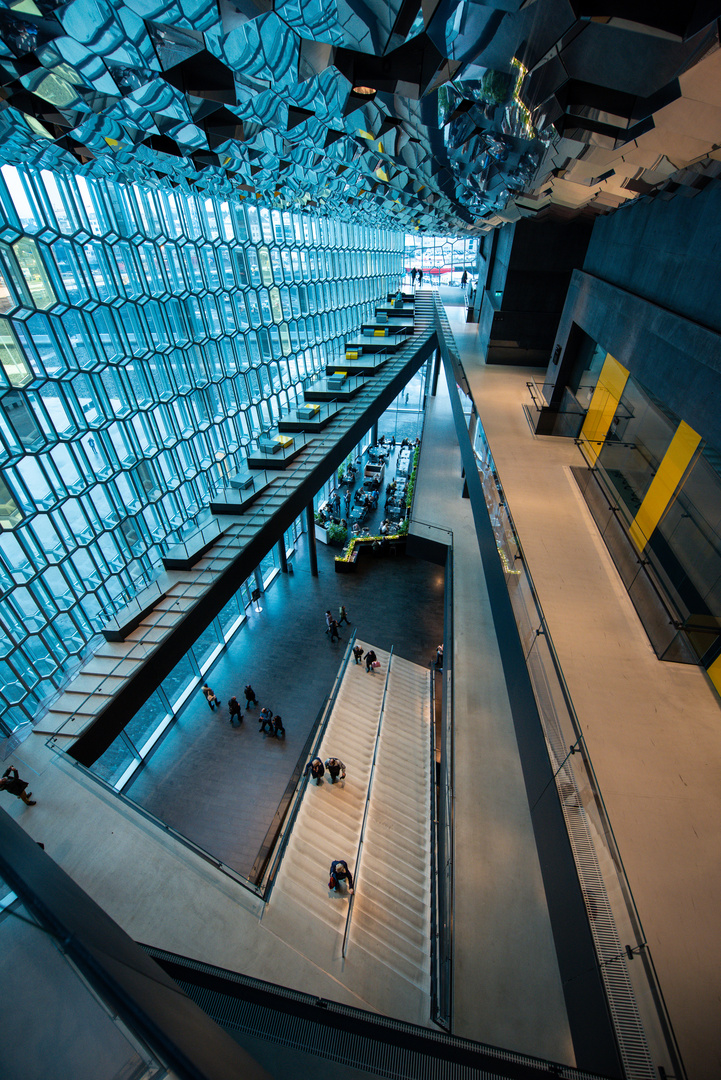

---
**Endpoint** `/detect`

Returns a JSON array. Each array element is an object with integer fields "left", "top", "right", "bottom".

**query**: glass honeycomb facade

[{"left": 0, "top": 165, "right": 403, "bottom": 735}]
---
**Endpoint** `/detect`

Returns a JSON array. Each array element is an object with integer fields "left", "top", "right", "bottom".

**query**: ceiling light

[{"left": 352, "top": 86, "right": 376, "bottom": 96}]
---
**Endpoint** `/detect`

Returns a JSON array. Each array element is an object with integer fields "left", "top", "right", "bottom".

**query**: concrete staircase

[
  {"left": 261, "top": 643, "right": 432, "bottom": 1022},
  {"left": 349, "top": 655, "right": 431, "bottom": 995}
]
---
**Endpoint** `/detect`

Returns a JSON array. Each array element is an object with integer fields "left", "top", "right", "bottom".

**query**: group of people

[
  {"left": 202, "top": 683, "right": 259, "bottom": 727},
  {"left": 304, "top": 760, "right": 354, "bottom": 895},
  {"left": 353, "top": 644, "right": 378, "bottom": 672},
  {"left": 305, "top": 756, "right": 346, "bottom": 785},
  {"left": 354, "top": 486, "right": 378, "bottom": 511},
  {"left": 258, "top": 706, "right": 285, "bottom": 738},
  {"left": 410, "top": 267, "right": 424, "bottom": 287},
  {"left": 325, "top": 605, "right": 350, "bottom": 643}
]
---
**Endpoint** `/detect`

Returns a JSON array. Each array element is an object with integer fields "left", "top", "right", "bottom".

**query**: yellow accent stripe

[
  {"left": 579, "top": 354, "right": 629, "bottom": 465},
  {"left": 629, "top": 420, "right": 701, "bottom": 552},
  {"left": 373, "top": 329, "right": 386, "bottom": 336},
  {"left": 707, "top": 653, "right": 721, "bottom": 697}
]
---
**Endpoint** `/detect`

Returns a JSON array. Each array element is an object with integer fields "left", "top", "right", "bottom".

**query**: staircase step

[{"left": 350, "top": 922, "right": 431, "bottom": 989}]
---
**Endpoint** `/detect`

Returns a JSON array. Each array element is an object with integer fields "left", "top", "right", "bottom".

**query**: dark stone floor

[{"left": 124, "top": 503, "right": 444, "bottom": 879}]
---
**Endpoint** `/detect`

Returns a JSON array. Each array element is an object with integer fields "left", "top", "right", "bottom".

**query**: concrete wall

[
  {"left": 543, "top": 185, "right": 721, "bottom": 450},
  {"left": 479, "top": 219, "right": 592, "bottom": 365},
  {"left": 584, "top": 184, "right": 721, "bottom": 335}
]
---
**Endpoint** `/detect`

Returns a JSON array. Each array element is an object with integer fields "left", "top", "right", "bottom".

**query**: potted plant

[
  {"left": 327, "top": 522, "right": 348, "bottom": 548},
  {"left": 314, "top": 512, "right": 329, "bottom": 544}
]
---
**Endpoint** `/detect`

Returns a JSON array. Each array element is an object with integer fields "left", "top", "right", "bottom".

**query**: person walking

[
  {"left": 228, "top": 696, "right": 243, "bottom": 725},
  {"left": 410, "top": 267, "right": 417, "bottom": 286},
  {"left": 202, "top": 684, "right": 219, "bottom": 710},
  {"left": 461, "top": 270, "right": 468, "bottom": 288},
  {"left": 304, "top": 757, "right": 325, "bottom": 785},
  {"left": 0, "top": 766, "right": 36, "bottom": 805},
  {"left": 271, "top": 715, "right": 285, "bottom": 739},
  {"left": 259, "top": 706, "right": 274, "bottom": 733},
  {"left": 417, "top": 269, "right": 423, "bottom": 287},
  {"left": 324, "top": 757, "right": 346, "bottom": 783},
  {"left": 364, "top": 648, "right": 377, "bottom": 673},
  {"left": 324, "top": 609, "right": 332, "bottom": 636},
  {"left": 244, "top": 684, "right": 257, "bottom": 709},
  {"left": 329, "top": 617, "right": 341, "bottom": 642},
  {"left": 328, "top": 859, "right": 354, "bottom": 894},
  {"left": 338, "top": 604, "right": 350, "bottom": 626},
  {"left": 353, "top": 644, "right": 364, "bottom": 665}
]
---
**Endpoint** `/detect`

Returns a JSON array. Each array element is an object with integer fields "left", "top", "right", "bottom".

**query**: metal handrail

[
  {"left": 428, "top": 664, "right": 441, "bottom": 1025},
  {"left": 173, "top": 518, "right": 223, "bottom": 558},
  {"left": 341, "top": 645, "right": 394, "bottom": 958},
  {"left": 262, "top": 632, "right": 357, "bottom": 902},
  {"left": 437, "top": 542, "right": 454, "bottom": 1031}
]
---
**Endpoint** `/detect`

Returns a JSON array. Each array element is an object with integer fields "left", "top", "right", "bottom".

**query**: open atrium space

[{"left": 2, "top": 2, "right": 721, "bottom": 1079}]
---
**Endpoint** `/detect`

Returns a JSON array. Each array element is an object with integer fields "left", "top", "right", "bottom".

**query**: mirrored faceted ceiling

[{"left": 1, "top": 0, "right": 721, "bottom": 234}]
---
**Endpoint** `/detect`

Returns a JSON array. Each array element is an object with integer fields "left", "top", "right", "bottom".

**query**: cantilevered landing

[
  {"left": 326, "top": 353, "right": 389, "bottom": 376},
  {"left": 277, "top": 401, "right": 340, "bottom": 433},
  {"left": 304, "top": 375, "right": 366, "bottom": 401},
  {"left": 377, "top": 305, "right": 415, "bottom": 317},
  {"left": 245, "top": 432, "right": 312, "bottom": 469},
  {"left": 345, "top": 334, "right": 407, "bottom": 353},
  {"left": 361, "top": 320, "right": 414, "bottom": 334}
]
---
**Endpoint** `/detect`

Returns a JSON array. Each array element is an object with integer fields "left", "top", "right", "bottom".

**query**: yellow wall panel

[
  {"left": 707, "top": 653, "right": 721, "bottom": 696},
  {"left": 580, "top": 354, "right": 629, "bottom": 465},
  {"left": 629, "top": 420, "right": 702, "bottom": 552}
]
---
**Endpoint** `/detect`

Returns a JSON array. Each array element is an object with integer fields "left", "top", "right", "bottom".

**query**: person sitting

[
  {"left": 328, "top": 859, "right": 354, "bottom": 894},
  {"left": 304, "top": 757, "right": 325, "bottom": 784},
  {"left": 324, "top": 757, "right": 346, "bottom": 783}
]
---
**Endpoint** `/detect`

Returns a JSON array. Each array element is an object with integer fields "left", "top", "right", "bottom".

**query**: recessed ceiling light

[{"left": 352, "top": 86, "right": 376, "bottom": 96}]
